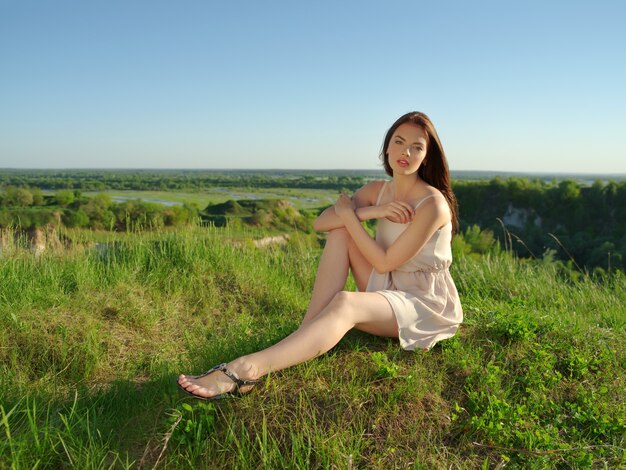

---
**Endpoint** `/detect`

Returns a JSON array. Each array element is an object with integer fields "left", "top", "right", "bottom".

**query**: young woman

[{"left": 178, "top": 111, "right": 463, "bottom": 400}]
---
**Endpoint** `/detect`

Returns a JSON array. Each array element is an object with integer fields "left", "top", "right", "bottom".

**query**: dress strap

[
  {"left": 375, "top": 180, "right": 388, "bottom": 205},
  {"left": 413, "top": 194, "right": 436, "bottom": 210}
]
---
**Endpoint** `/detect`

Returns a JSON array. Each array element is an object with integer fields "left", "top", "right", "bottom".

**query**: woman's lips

[{"left": 397, "top": 159, "right": 409, "bottom": 167}]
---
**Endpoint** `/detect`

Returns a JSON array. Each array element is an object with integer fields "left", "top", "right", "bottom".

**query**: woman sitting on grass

[{"left": 178, "top": 111, "right": 463, "bottom": 399}]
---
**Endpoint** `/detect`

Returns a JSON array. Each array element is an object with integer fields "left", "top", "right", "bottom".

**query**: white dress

[{"left": 365, "top": 181, "right": 463, "bottom": 350}]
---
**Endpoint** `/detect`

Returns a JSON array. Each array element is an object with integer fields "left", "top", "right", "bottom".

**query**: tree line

[
  {"left": 453, "top": 177, "right": 625, "bottom": 273},
  {"left": 0, "top": 189, "right": 198, "bottom": 231},
  {"left": 0, "top": 169, "right": 368, "bottom": 192}
]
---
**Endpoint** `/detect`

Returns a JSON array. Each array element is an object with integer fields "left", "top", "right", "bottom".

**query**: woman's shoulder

[
  {"left": 363, "top": 179, "right": 388, "bottom": 192},
  {"left": 414, "top": 185, "right": 451, "bottom": 223},
  {"left": 354, "top": 179, "right": 388, "bottom": 205},
  {"left": 414, "top": 184, "right": 445, "bottom": 204}
]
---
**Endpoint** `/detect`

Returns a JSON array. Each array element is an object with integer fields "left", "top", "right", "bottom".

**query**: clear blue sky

[{"left": 1, "top": 0, "right": 625, "bottom": 173}]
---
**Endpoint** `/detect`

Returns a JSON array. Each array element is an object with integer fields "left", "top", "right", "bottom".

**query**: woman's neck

[{"left": 391, "top": 173, "right": 423, "bottom": 201}]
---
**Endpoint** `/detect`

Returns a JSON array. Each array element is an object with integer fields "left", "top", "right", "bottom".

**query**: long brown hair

[{"left": 380, "top": 111, "right": 459, "bottom": 233}]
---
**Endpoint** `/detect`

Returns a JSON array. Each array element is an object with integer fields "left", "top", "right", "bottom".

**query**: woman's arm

[
  {"left": 335, "top": 193, "right": 449, "bottom": 273},
  {"left": 313, "top": 180, "right": 382, "bottom": 232},
  {"left": 313, "top": 205, "right": 380, "bottom": 232},
  {"left": 314, "top": 180, "right": 415, "bottom": 232}
]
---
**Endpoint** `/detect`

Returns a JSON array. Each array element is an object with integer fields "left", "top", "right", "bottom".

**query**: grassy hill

[
  {"left": 201, "top": 198, "right": 315, "bottom": 232},
  {"left": 0, "top": 226, "right": 624, "bottom": 468}
]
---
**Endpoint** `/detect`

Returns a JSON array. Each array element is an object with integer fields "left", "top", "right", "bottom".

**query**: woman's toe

[{"left": 190, "top": 384, "right": 210, "bottom": 397}]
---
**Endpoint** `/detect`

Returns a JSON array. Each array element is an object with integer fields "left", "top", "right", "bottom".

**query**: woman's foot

[{"left": 177, "top": 358, "right": 259, "bottom": 400}]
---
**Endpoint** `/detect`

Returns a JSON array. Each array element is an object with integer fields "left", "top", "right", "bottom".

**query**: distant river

[
  {"left": 110, "top": 196, "right": 181, "bottom": 206},
  {"left": 109, "top": 193, "right": 323, "bottom": 207},
  {"left": 109, "top": 194, "right": 264, "bottom": 206}
]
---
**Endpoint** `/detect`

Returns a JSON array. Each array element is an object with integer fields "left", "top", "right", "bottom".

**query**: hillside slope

[{"left": 0, "top": 227, "right": 624, "bottom": 468}]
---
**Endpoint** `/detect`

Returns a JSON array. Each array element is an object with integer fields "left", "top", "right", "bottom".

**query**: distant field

[{"left": 83, "top": 187, "right": 339, "bottom": 209}]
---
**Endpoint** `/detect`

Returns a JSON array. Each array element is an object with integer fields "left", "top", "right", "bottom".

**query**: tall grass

[{"left": 0, "top": 226, "right": 624, "bottom": 468}]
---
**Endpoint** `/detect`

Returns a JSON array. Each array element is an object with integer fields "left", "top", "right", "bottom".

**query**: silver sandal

[{"left": 178, "top": 363, "right": 259, "bottom": 401}]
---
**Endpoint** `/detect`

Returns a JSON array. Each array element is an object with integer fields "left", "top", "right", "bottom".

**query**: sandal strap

[
  {"left": 195, "top": 363, "right": 221, "bottom": 379},
  {"left": 216, "top": 363, "right": 259, "bottom": 390},
  {"left": 194, "top": 363, "right": 259, "bottom": 391}
]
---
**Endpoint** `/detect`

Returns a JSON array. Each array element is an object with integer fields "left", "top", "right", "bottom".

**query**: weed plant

[{"left": 0, "top": 226, "right": 624, "bottom": 468}]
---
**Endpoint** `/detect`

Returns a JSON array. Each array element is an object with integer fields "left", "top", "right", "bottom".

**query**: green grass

[{"left": 0, "top": 226, "right": 624, "bottom": 468}]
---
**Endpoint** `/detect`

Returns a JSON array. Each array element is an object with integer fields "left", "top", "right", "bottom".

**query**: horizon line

[{"left": 1, "top": 168, "right": 625, "bottom": 177}]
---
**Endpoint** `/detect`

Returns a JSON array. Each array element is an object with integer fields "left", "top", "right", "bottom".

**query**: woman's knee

[
  {"left": 328, "top": 291, "right": 355, "bottom": 319},
  {"left": 326, "top": 227, "right": 358, "bottom": 252},
  {"left": 327, "top": 227, "right": 350, "bottom": 243}
]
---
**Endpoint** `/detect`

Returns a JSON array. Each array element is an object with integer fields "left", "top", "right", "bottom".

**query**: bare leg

[
  {"left": 177, "top": 291, "right": 398, "bottom": 399},
  {"left": 301, "top": 228, "right": 372, "bottom": 325}
]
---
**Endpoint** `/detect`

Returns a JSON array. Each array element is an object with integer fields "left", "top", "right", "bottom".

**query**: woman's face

[{"left": 386, "top": 123, "right": 428, "bottom": 176}]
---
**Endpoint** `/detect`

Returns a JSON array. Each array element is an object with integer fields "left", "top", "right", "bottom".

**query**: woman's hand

[
  {"left": 334, "top": 193, "right": 355, "bottom": 219},
  {"left": 378, "top": 201, "right": 415, "bottom": 224}
]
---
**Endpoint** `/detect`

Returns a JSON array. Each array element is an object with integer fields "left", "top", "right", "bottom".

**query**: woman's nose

[{"left": 403, "top": 146, "right": 411, "bottom": 156}]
